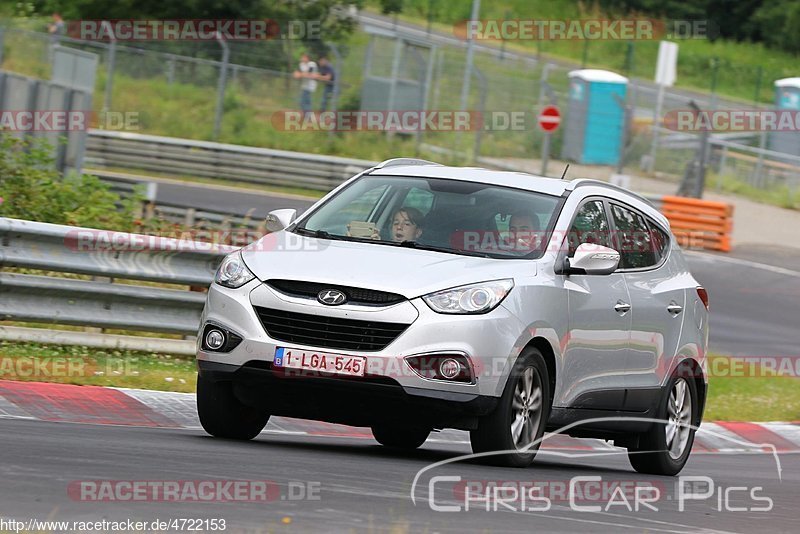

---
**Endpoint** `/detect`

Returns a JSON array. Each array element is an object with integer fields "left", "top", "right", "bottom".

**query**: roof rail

[
  {"left": 567, "top": 179, "right": 657, "bottom": 208},
  {"left": 373, "top": 158, "right": 442, "bottom": 169}
]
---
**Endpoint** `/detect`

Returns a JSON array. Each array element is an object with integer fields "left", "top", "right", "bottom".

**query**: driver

[
  {"left": 505, "top": 213, "right": 541, "bottom": 251},
  {"left": 388, "top": 207, "right": 424, "bottom": 242},
  {"left": 346, "top": 207, "right": 425, "bottom": 242}
]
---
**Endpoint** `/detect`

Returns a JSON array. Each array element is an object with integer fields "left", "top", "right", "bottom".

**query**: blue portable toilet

[
  {"left": 561, "top": 69, "right": 628, "bottom": 165},
  {"left": 769, "top": 77, "right": 800, "bottom": 158}
]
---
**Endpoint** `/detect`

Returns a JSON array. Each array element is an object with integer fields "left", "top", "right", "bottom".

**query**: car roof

[
  {"left": 367, "top": 164, "right": 667, "bottom": 227},
  {"left": 369, "top": 164, "right": 570, "bottom": 196}
]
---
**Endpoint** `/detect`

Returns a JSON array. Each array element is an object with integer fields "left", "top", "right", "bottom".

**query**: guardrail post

[
  {"left": 101, "top": 21, "right": 117, "bottom": 113},
  {"left": 716, "top": 145, "right": 729, "bottom": 192},
  {"left": 646, "top": 83, "right": 666, "bottom": 173},
  {"left": 753, "top": 130, "right": 768, "bottom": 189},
  {"left": 221, "top": 219, "right": 232, "bottom": 245},
  {"left": 472, "top": 68, "right": 487, "bottom": 163},
  {"left": 213, "top": 32, "right": 230, "bottom": 141},
  {"left": 142, "top": 181, "right": 158, "bottom": 220},
  {"left": 166, "top": 54, "right": 176, "bottom": 85},
  {"left": 87, "top": 276, "right": 113, "bottom": 333}
]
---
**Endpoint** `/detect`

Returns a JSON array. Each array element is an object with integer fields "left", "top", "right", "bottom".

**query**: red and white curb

[{"left": 1, "top": 381, "right": 799, "bottom": 454}]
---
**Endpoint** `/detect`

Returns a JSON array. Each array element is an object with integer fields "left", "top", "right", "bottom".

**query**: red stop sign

[{"left": 538, "top": 105, "right": 561, "bottom": 133}]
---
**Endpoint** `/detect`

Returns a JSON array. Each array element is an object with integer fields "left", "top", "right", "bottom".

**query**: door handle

[
  {"left": 614, "top": 300, "right": 631, "bottom": 314},
  {"left": 667, "top": 302, "right": 683, "bottom": 315}
]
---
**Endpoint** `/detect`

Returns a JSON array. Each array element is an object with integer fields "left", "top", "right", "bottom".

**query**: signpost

[
  {"left": 647, "top": 41, "right": 679, "bottom": 173},
  {"left": 538, "top": 104, "right": 561, "bottom": 176}
]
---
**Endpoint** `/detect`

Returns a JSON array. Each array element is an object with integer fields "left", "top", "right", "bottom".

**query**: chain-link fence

[{"left": 2, "top": 22, "right": 799, "bottom": 202}]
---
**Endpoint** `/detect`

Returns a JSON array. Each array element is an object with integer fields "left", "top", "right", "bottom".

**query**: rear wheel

[
  {"left": 371, "top": 425, "right": 431, "bottom": 450},
  {"left": 470, "top": 349, "right": 551, "bottom": 467},
  {"left": 197, "top": 375, "right": 270, "bottom": 440},
  {"left": 628, "top": 371, "right": 697, "bottom": 476}
]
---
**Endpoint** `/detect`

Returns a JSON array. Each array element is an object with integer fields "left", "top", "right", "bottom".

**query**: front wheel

[
  {"left": 197, "top": 375, "right": 270, "bottom": 440},
  {"left": 371, "top": 425, "right": 431, "bottom": 450},
  {"left": 627, "top": 371, "right": 697, "bottom": 476},
  {"left": 470, "top": 348, "right": 551, "bottom": 467}
]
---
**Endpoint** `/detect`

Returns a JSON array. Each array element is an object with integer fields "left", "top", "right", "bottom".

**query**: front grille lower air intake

[{"left": 254, "top": 306, "right": 410, "bottom": 351}]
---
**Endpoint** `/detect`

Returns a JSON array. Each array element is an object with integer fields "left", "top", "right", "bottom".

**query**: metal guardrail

[
  {"left": 85, "top": 130, "right": 376, "bottom": 192},
  {"left": 0, "top": 218, "right": 235, "bottom": 336}
]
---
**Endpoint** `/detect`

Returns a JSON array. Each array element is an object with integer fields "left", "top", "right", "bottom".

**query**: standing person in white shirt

[{"left": 293, "top": 54, "right": 318, "bottom": 117}]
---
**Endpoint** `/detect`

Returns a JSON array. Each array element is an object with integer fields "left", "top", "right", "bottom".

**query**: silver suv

[{"left": 196, "top": 159, "right": 709, "bottom": 475}]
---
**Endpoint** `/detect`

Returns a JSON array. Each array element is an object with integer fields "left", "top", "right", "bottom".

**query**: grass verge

[
  {"left": 0, "top": 341, "right": 196, "bottom": 393},
  {"left": 705, "top": 364, "right": 800, "bottom": 422}
]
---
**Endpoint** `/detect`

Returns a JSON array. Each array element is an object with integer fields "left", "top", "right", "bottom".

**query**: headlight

[
  {"left": 422, "top": 279, "right": 514, "bottom": 314},
  {"left": 214, "top": 252, "right": 255, "bottom": 288}
]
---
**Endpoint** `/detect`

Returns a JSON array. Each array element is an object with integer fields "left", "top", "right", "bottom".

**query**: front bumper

[
  {"left": 198, "top": 360, "right": 498, "bottom": 430},
  {"left": 197, "top": 280, "right": 525, "bottom": 399}
]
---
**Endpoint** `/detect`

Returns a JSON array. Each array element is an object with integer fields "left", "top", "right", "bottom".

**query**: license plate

[{"left": 274, "top": 347, "right": 366, "bottom": 377}]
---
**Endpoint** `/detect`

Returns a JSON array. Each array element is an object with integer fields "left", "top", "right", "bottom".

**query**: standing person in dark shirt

[{"left": 316, "top": 56, "right": 336, "bottom": 112}]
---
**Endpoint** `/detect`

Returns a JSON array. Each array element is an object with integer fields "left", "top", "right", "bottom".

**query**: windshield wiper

[
  {"left": 397, "top": 240, "right": 492, "bottom": 258},
  {"left": 293, "top": 228, "right": 338, "bottom": 240}
]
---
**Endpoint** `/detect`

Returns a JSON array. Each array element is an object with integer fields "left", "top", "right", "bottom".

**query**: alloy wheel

[{"left": 511, "top": 367, "right": 543, "bottom": 450}]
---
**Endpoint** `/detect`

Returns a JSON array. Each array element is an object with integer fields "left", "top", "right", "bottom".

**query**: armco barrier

[
  {"left": 85, "top": 130, "right": 375, "bottom": 192},
  {"left": 660, "top": 196, "right": 734, "bottom": 252},
  {"left": 0, "top": 218, "right": 235, "bottom": 335}
]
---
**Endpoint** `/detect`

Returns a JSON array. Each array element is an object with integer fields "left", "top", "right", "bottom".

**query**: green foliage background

[{"left": 0, "top": 134, "right": 140, "bottom": 229}]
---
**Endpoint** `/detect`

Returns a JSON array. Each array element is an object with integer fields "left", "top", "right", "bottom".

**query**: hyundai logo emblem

[{"left": 317, "top": 289, "right": 347, "bottom": 306}]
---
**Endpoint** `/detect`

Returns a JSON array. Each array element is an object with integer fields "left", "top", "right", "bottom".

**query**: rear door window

[
  {"left": 648, "top": 219, "right": 671, "bottom": 263},
  {"left": 610, "top": 204, "right": 657, "bottom": 269}
]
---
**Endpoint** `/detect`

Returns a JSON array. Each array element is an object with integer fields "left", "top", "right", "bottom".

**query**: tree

[
  {"left": 379, "top": 0, "right": 404, "bottom": 16},
  {"left": 754, "top": 0, "right": 800, "bottom": 54}
]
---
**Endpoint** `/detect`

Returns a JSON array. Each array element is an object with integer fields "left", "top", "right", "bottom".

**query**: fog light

[
  {"left": 439, "top": 358, "right": 462, "bottom": 379},
  {"left": 205, "top": 329, "right": 225, "bottom": 350}
]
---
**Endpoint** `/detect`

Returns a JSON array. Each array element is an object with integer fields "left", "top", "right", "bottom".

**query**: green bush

[{"left": 0, "top": 133, "right": 140, "bottom": 230}]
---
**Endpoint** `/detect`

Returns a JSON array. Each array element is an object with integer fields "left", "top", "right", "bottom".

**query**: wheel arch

[
  {"left": 673, "top": 357, "right": 707, "bottom": 427},
  {"left": 522, "top": 336, "right": 558, "bottom": 408}
]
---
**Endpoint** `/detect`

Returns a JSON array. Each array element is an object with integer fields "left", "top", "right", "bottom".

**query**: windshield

[{"left": 293, "top": 175, "right": 562, "bottom": 259}]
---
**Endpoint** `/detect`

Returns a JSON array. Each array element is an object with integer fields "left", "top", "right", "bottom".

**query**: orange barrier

[{"left": 660, "top": 196, "right": 734, "bottom": 252}]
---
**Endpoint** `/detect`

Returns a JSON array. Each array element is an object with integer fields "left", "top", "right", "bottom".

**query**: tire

[
  {"left": 197, "top": 374, "right": 270, "bottom": 440},
  {"left": 371, "top": 425, "right": 431, "bottom": 450},
  {"left": 627, "top": 369, "right": 698, "bottom": 476},
  {"left": 470, "top": 348, "right": 551, "bottom": 468}
]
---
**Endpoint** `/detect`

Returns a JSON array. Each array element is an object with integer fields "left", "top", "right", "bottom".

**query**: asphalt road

[
  {"left": 145, "top": 177, "right": 317, "bottom": 219},
  {"left": 685, "top": 251, "right": 800, "bottom": 357},
  {"left": 0, "top": 417, "right": 795, "bottom": 533}
]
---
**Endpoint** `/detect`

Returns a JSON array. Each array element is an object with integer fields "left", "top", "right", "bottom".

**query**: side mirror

[
  {"left": 265, "top": 209, "right": 297, "bottom": 233},
  {"left": 564, "top": 243, "right": 620, "bottom": 275}
]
